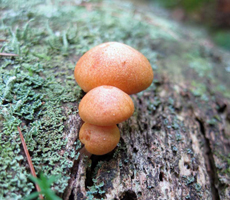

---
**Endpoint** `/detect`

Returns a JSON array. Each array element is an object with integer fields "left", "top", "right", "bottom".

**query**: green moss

[
  {"left": 207, "top": 118, "right": 218, "bottom": 126},
  {"left": 86, "top": 178, "right": 105, "bottom": 200},
  {"left": 0, "top": 55, "right": 79, "bottom": 198},
  {"left": 182, "top": 175, "right": 195, "bottom": 185},
  {"left": 191, "top": 81, "right": 209, "bottom": 101},
  {"left": 214, "top": 84, "right": 230, "bottom": 99},
  {"left": 214, "top": 152, "right": 230, "bottom": 176},
  {"left": 186, "top": 54, "right": 213, "bottom": 78},
  {"left": 194, "top": 183, "right": 202, "bottom": 192},
  {"left": 213, "top": 31, "right": 230, "bottom": 50},
  {"left": 2, "top": 0, "right": 172, "bottom": 197},
  {"left": 176, "top": 132, "right": 182, "bottom": 141}
]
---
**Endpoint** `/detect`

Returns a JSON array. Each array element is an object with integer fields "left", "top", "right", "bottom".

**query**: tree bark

[{"left": 63, "top": 75, "right": 230, "bottom": 200}]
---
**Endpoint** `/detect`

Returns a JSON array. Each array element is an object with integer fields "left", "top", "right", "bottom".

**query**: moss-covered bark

[{"left": 0, "top": 0, "right": 229, "bottom": 199}]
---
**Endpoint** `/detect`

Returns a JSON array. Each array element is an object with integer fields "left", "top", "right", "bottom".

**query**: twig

[
  {"left": 0, "top": 39, "right": 6, "bottom": 42},
  {"left": 0, "top": 53, "right": 19, "bottom": 57},
  {"left": 17, "top": 126, "right": 44, "bottom": 200}
]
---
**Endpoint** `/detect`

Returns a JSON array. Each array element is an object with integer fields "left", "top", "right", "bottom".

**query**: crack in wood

[{"left": 196, "top": 118, "right": 220, "bottom": 200}]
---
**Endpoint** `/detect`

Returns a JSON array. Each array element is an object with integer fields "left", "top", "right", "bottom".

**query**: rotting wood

[{"left": 62, "top": 75, "right": 230, "bottom": 200}]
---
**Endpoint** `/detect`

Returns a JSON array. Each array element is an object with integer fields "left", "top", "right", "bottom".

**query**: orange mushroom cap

[
  {"left": 74, "top": 42, "right": 153, "bottom": 94},
  {"left": 79, "top": 123, "right": 120, "bottom": 155},
  {"left": 79, "top": 85, "right": 134, "bottom": 126}
]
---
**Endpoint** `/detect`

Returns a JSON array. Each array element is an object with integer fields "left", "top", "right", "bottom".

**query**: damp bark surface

[{"left": 0, "top": 0, "right": 230, "bottom": 200}]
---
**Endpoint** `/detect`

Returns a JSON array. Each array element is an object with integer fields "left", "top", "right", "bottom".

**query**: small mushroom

[
  {"left": 79, "top": 85, "right": 134, "bottom": 126},
  {"left": 79, "top": 122, "right": 120, "bottom": 155},
  {"left": 74, "top": 42, "right": 153, "bottom": 94}
]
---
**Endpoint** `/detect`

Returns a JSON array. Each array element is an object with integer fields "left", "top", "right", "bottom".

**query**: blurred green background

[{"left": 151, "top": 0, "right": 230, "bottom": 50}]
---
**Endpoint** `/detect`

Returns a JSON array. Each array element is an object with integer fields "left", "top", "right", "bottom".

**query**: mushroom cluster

[{"left": 75, "top": 42, "right": 153, "bottom": 155}]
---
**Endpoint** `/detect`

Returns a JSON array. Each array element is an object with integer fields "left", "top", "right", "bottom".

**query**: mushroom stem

[
  {"left": 78, "top": 146, "right": 92, "bottom": 159},
  {"left": 70, "top": 146, "right": 92, "bottom": 177}
]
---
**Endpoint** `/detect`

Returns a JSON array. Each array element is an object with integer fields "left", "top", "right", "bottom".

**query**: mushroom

[
  {"left": 79, "top": 85, "right": 134, "bottom": 126},
  {"left": 74, "top": 42, "right": 153, "bottom": 94},
  {"left": 79, "top": 122, "right": 120, "bottom": 155}
]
